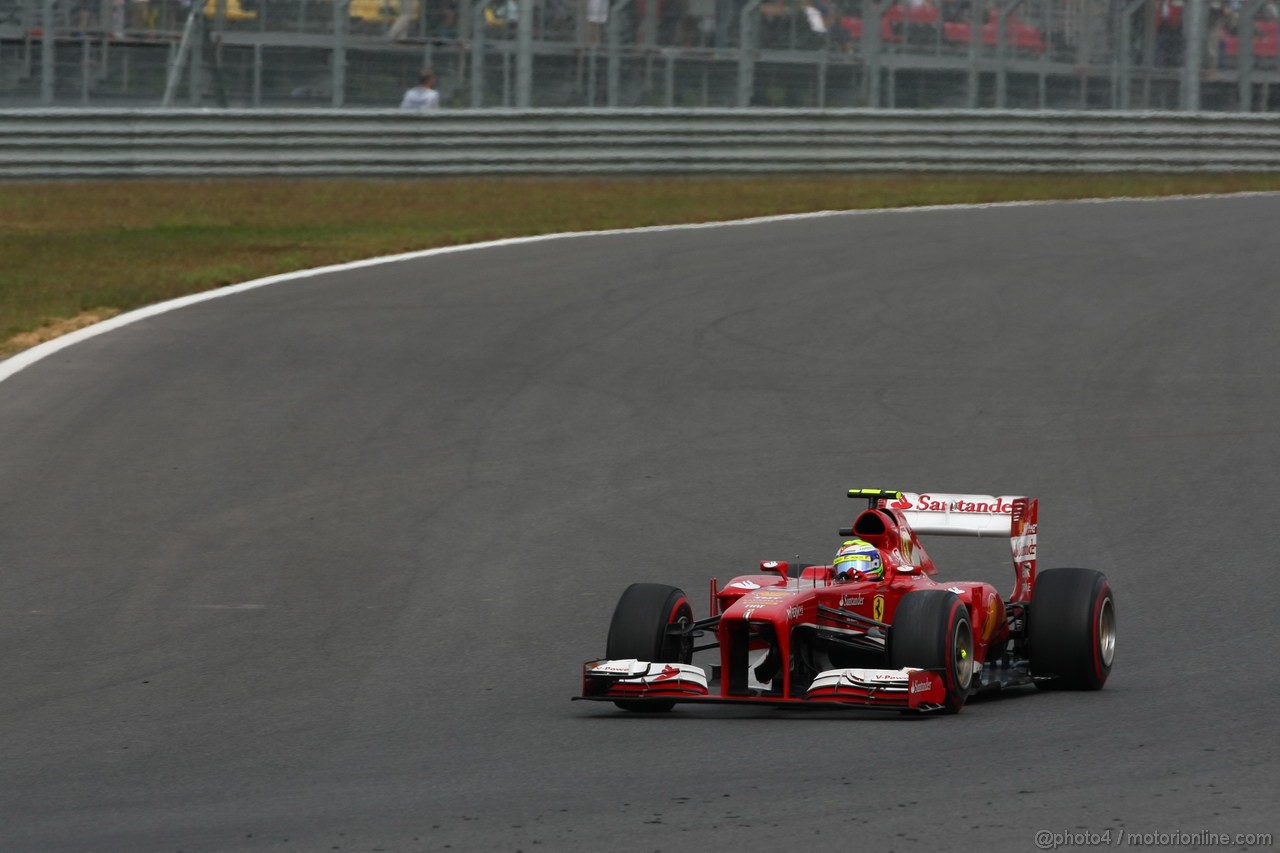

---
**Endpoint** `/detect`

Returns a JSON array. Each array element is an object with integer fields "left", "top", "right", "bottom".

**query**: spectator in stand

[
  {"left": 759, "top": 0, "right": 789, "bottom": 48},
  {"left": 400, "top": 69, "right": 440, "bottom": 109},
  {"left": 801, "top": 0, "right": 827, "bottom": 44},
  {"left": 110, "top": 0, "right": 126, "bottom": 36},
  {"left": 427, "top": 0, "right": 458, "bottom": 36},
  {"left": 803, "top": 0, "right": 851, "bottom": 50},
  {"left": 658, "top": 0, "right": 685, "bottom": 43},
  {"left": 676, "top": 0, "right": 707, "bottom": 45},
  {"left": 826, "top": 0, "right": 852, "bottom": 49},
  {"left": 905, "top": 0, "right": 937, "bottom": 44},
  {"left": 70, "top": 0, "right": 97, "bottom": 33},
  {"left": 1206, "top": 2, "right": 1235, "bottom": 68},
  {"left": 387, "top": 0, "right": 417, "bottom": 40},
  {"left": 484, "top": 0, "right": 519, "bottom": 33},
  {"left": 941, "top": 0, "right": 967, "bottom": 23},
  {"left": 1156, "top": 0, "right": 1184, "bottom": 66},
  {"left": 635, "top": 0, "right": 689, "bottom": 45},
  {"left": 130, "top": 0, "right": 156, "bottom": 33},
  {"left": 586, "top": 0, "right": 608, "bottom": 44},
  {"left": 689, "top": 0, "right": 716, "bottom": 44}
]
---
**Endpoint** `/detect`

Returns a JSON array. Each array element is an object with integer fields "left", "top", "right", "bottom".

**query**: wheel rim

[
  {"left": 952, "top": 618, "right": 974, "bottom": 690},
  {"left": 1097, "top": 596, "right": 1116, "bottom": 667},
  {"left": 663, "top": 606, "right": 693, "bottom": 663},
  {"left": 674, "top": 613, "right": 692, "bottom": 663}
]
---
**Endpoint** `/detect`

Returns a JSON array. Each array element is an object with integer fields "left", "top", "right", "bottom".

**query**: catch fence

[{"left": 1, "top": 0, "right": 1279, "bottom": 110}]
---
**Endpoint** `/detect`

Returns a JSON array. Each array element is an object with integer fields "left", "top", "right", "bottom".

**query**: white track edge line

[{"left": 3, "top": 191, "right": 1277, "bottom": 386}]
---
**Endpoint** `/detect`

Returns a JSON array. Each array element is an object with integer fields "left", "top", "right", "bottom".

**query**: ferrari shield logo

[{"left": 872, "top": 595, "right": 884, "bottom": 621}]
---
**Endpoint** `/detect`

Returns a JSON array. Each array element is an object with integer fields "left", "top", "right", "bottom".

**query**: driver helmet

[{"left": 833, "top": 538, "right": 883, "bottom": 582}]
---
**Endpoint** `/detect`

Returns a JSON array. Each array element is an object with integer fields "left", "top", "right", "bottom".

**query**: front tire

[
  {"left": 888, "top": 590, "right": 973, "bottom": 714},
  {"left": 1029, "top": 568, "right": 1115, "bottom": 690},
  {"left": 605, "top": 583, "right": 693, "bottom": 712}
]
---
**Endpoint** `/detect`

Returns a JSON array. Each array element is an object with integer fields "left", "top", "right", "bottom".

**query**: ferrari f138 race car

[{"left": 577, "top": 489, "right": 1115, "bottom": 714}]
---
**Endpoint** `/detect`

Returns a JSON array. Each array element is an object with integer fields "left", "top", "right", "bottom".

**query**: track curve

[{"left": 1, "top": 197, "right": 1276, "bottom": 852}]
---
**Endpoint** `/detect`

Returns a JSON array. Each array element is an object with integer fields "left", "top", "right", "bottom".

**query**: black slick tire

[
  {"left": 1029, "top": 567, "right": 1115, "bottom": 690},
  {"left": 605, "top": 583, "right": 693, "bottom": 712},
  {"left": 888, "top": 589, "right": 974, "bottom": 714}
]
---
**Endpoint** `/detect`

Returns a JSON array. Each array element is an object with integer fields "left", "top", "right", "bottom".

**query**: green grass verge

[{"left": 4, "top": 174, "right": 1279, "bottom": 355}]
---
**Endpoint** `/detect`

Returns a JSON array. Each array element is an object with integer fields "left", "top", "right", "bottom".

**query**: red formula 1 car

[{"left": 577, "top": 489, "right": 1115, "bottom": 714}]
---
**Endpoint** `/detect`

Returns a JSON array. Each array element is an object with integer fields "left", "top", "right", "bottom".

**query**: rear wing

[{"left": 849, "top": 489, "right": 1038, "bottom": 602}]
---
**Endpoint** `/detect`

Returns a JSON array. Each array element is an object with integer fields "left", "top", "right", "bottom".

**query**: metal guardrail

[{"left": 5, "top": 109, "right": 1280, "bottom": 177}]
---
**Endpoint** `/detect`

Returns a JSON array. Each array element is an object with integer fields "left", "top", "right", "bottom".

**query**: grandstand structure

[{"left": 0, "top": 0, "right": 1277, "bottom": 110}]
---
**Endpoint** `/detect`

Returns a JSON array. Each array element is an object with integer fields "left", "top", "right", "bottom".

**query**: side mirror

[{"left": 760, "top": 560, "right": 790, "bottom": 581}]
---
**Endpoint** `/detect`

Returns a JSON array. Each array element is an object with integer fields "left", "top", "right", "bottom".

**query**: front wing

[{"left": 576, "top": 659, "right": 948, "bottom": 711}]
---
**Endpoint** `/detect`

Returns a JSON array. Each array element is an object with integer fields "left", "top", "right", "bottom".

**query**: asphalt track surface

[{"left": 1, "top": 196, "right": 1277, "bottom": 853}]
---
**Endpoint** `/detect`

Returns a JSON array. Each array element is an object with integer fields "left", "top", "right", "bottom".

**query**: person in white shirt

[
  {"left": 586, "top": 0, "right": 608, "bottom": 43},
  {"left": 400, "top": 70, "right": 440, "bottom": 109}
]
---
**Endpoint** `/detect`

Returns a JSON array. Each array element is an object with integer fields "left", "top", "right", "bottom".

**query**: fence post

[
  {"left": 455, "top": 0, "right": 468, "bottom": 39},
  {"left": 586, "top": 45, "right": 598, "bottom": 106},
  {"left": 189, "top": 7, "right": 204, "bottom": 105},
  {"left": 865, "top": 0, "right": 883, "bottom": 107},
  {"left": 471, "top": 1, "right": 487, "bottom": 106},
  {"left": 80, "top": 34, "right": 90, "bottom": 105},
  {"left": 1237, "top": 0, "right": 1263, "bottom": 111},
  {"left": 816, "top": 43, "right": 826, "bottom": 108},
  {"left": 966, "top": 0, "right": 980, "bottom": 108},
  {"left": 994, "top": 0, "right": 1027, "bottom": 108},
  {"left": 516, "top": 0, "right": 532, "bottom": 106},
  {"left": 664, "top": 49, "right": 675, "bottom": 106},
  {"left": 1181, "top": 0, "right": 1204, "bottom": 110},
  {"left": 253, "top": 42, "right": 262, "bottom": 106},
  {"left": 332, "top": 0, "right": 348, "bottom": 107},
  {"left": 737, "top": 0, "right": 761, "bottom": 107},
  {"left": 40, "top": 0, "right": 53, "bottom": 104},
  {"left": 606, "top": 0, "right": 633, "bottom": 107},
  {"left": 1118, "top": 0, "right": 1146, "bottom": 109},
  {"left": 163, "top": 4, "right": 201, "bottom": 106}
]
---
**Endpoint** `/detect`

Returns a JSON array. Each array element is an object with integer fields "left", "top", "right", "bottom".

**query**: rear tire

[
  {"left": 888, "top": 590, "right": 973, "bottom": 714},
  {"left": 1029, "top": 568, "right": 1115, "bottom": 690},
  {"left": 605, "top": 583, "right": 693, "bottom": 712}
]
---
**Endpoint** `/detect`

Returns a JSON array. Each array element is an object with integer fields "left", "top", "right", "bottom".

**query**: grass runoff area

[{"left": 3, "top": 173, "right": 1279, "bottom": 355}]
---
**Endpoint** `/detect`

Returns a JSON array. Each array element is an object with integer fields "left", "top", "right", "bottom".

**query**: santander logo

[{"left": 894, "top": 493, "right": 1015, "bottom": 515}]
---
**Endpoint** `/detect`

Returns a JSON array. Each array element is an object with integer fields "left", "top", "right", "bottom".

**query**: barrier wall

[{"left": 5, "top": 108, "right": 1280, "bottom": 177}]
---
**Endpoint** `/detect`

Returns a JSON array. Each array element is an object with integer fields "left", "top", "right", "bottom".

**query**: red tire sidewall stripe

[
  {"left": 1090, "top": 583, "right": 1111, "bottom": 684},
  {"left": 667, "top": 597, "right": 690, "bottom": 625},
  {"left": 944, "top": 599, "right": 961, "bottom": 696},
  {"left": 663, "top": 596, "right": 691, "bottom": 659}
]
